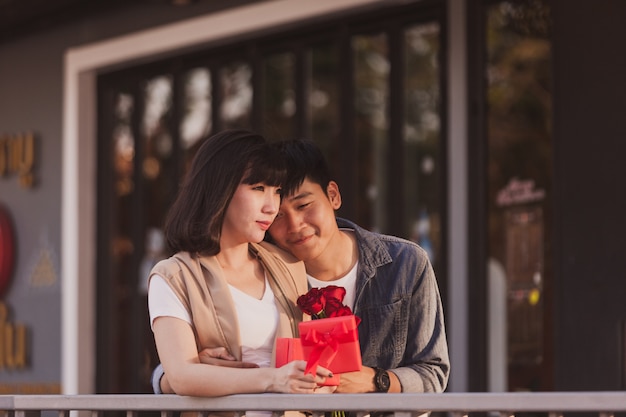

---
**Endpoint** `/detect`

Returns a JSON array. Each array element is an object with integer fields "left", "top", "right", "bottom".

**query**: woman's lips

[{"left": 257, "top": 221, "right": 272, "bottom": 231}]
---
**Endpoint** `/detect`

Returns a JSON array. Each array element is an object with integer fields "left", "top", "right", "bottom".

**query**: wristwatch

[{"left": 373, "top": 367, "right": 391, "bottom": 393}]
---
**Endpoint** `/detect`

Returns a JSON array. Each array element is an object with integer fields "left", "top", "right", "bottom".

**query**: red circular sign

[{"left": 0, "top": 203, "right": 16, "bottom": 298}]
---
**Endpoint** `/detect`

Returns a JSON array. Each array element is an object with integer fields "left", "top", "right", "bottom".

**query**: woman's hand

[{"left": 269, "top": 360, "right": 334, "bottom": 393}]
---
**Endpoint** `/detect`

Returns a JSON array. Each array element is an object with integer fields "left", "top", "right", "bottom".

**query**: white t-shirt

[
  {"left": 306, "top": 260, "right": 358, "bottom": 310},
  {"left": 148, "top": 275, "right": 279, "bottom": 367}
]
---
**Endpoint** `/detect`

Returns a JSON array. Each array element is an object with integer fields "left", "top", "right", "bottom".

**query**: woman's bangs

[{"left": 241, "top": 152, "right": 287, "bottom": 187}]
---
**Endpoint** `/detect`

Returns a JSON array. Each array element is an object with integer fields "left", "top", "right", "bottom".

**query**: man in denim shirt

[{"left": 153, "top": 139, "right": 449, "bottom": 394}]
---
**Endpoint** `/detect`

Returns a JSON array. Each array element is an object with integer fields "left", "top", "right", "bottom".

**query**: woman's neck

[
  {"left": 216, "top": 243, "right": 266, "bottom": 300},
  {"left": 215, "top": 242, "right": 252, "bottom": 270}
]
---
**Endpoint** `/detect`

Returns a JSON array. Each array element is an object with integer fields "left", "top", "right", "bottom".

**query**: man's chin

[{"left": 289, "top": 247, "right": 318, "bottom": 263}]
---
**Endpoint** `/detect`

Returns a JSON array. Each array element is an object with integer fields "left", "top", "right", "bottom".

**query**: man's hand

[
  {"left": 335, "top": 366, "right": 376, "bottom": 393},
  {"left": 198, "top": 347, "right": 259, "bottom": 368},
  {"left": 336, "top": 366, "right": 401, "bottom": 393}
]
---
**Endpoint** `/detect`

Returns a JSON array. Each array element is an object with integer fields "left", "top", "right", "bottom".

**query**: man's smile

[{"left": 288, "top": 234, "right": 314, "bottom": 246}]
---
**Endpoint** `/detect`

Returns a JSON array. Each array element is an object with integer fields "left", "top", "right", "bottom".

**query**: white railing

[{"left": 1, "top": 393, "right": 626, "bottom": 417}]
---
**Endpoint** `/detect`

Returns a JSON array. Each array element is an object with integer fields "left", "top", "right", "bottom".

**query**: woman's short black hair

[
  {"left": 164, "top": 129, "right": 286, "bottom": 255},
  {"left": 272, "top": 139, "right": 332, "bottom": 197}
]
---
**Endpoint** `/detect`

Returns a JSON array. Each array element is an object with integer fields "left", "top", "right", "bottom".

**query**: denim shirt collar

[{"left": 336, "top": 217, "right": 393, "bottom": 280}]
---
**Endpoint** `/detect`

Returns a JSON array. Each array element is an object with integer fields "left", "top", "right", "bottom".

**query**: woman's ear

[{"left": 326, "top": 181, "right": 342, "bottom": 210}]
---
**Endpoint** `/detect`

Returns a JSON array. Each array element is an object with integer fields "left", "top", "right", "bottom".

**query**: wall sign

[
  {"left": 496, "top": 177, "right": 545, "bottom": 207},
  {"left": 0, "top": 203, "right": 15, "bottom": 298},
  {"left": 0, "top": 132, "right": 36, "bottom": 188},
  {"left": 0, "top": 204, "right": 26, "bottom": 372}
]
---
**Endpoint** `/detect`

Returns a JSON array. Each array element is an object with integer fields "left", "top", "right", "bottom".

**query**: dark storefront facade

[{"left": 0, "top": 0, "right": 625, "bottom": 395}]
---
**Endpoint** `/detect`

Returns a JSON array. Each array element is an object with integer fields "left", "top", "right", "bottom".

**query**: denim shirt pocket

[{"left": 359, "top": 297, "right": 409, "bottom": 367}]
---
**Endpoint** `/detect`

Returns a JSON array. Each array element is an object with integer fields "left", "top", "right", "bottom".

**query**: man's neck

[{"left": 305, "top": 230, "right": 358, "bottom": 282}]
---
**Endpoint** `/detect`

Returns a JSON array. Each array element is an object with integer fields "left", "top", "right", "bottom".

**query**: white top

[
  {"left": 306, "top": 260, "right": 358, "bottom": 310},
  {"left": 148, "top": 274, "right": 279, "bottom": 367},
  {"left": 227, "top": 280, "right": 278, "bottom": 368}
]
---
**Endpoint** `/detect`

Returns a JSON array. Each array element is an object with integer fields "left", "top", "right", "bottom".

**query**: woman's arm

[
  {"left": 153, "top": 347, "right": 259, "bottom": 394},
  {"left": 153, "top": 316, "right": 331, "bottom": 396}
]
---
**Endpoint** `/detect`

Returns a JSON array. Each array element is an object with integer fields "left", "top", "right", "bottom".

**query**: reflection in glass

[
  {"left": 403, "top": 23, "right": 441, "bottom": 266},
  {"left": 142, "top": 74, "right": 176, "bottom": 230},
  {"left": 180, "top": 67, "right": 212, "bottom": 151},
  {"left": 112, "top": 91, "right": 135, "bottom": 260},
  {"left": 306, "top": 42, "right": 340, "bottom": 169},
  {"left": 220, "top": 62, "right": 252, "bottom": 129},
  {"left": 113, "top": 93, "right": 135, "bottom": 197},
  {"left": 486, "top": 0, "right": 552, "bottom": 392},
  {"left": 143, "top": 76, "right": 172, "bottom": 133},
  {"left": 109, "top": 89, "right": 137, "bottom": 393},
  {"left": 353, "top": 33, "right": 389, "bottom": 232},
  {"left": 262, "top": 52, "right": 295, "bottom": 139}
]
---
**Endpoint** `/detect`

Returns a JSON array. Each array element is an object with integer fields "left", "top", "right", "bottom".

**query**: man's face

[{"left": 268, "top": 178, "right": 342, "bottom": 263}]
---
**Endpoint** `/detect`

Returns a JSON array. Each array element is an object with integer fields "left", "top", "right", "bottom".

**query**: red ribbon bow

[{"left": 301, "top": 319, "right": 355, "bottom": 375}]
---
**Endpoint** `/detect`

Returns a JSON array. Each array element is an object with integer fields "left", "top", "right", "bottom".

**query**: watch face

[
  {"left": 375, "top": 369, "right": 391, "bottom": 392},
  {"left": 381, "top": 372, "right": 390, "bottom": 390}
]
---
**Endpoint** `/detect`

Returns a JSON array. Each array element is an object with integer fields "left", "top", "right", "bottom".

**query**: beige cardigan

[
  {"left": 149, "top": 241, "right": 308, "bottom": 363},
  {"left": 150, "top": 242, "right": 309, "bottom": 417}
]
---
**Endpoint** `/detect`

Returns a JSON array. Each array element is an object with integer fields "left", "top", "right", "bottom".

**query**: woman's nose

[{"left": 264, "top": 191, "right": 280, "bottom": 213}]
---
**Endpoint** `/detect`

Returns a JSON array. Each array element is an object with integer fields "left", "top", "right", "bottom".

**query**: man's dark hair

[
  {"left": 164, "top": 129, "right": 285, "bottom": 256},
  {"left": 272, "top": 139, "right": 332, "bottom": 197}
]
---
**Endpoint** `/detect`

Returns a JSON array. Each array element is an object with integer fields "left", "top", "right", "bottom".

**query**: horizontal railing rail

[{"left": 2, "top": 393, "right": 626, "bottom": 417}]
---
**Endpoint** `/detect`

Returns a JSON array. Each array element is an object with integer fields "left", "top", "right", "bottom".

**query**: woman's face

[{"left": 221, "top": 182, "right": 282, "bottom": 246}]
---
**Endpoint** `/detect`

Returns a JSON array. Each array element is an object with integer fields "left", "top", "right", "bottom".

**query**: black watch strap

[{"left": 373, "top": 367, "right": 391, "bottom": 393}]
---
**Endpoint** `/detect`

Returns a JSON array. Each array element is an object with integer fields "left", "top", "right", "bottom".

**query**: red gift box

[
  {"left": 275, "top": 337, "right": 303, "bottom": 367},
  {"left": 298, "top": 315, "right": 362, "bottom": 375},
  {"left": 275, "top": 337, "right": 340, "bottom": 385}
]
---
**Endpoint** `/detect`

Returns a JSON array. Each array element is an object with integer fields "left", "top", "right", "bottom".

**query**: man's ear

[{"left": 326, "top": 181, "right": 342, "bottom": 210}]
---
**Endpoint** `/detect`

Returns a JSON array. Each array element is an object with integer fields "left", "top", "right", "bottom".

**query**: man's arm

[
  {"left": 151, "top": 347, "right": 260, "bottom": 394},
  {"left": 393, "top": 258, "right": 450, "bottom": 393}
]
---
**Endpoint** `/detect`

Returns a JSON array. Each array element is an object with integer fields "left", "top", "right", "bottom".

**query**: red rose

[
  {"left": 323, "top": 297, "right": 346, "bottom": 317},
  {"left": 297, "top": 286, "right": 360, "bottom": 324},
  {"left": 328, "top": 304, "right": 353, "bottom": 318},
  {"left": 297, "top": 287, "right": 326, "bottom": 317},
  {"left": 321, "top": 285, "right": 346, "bottom": 303}
]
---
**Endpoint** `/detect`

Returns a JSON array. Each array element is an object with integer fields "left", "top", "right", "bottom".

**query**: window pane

[
  {"left": 262, "top": 52, "right": 296, "bottom": 139},
  {"left": 306, "top": 42, "right": 340, "bottom": 170},
  {"left": 113, "top": 93, "right": 135, "bottom": 198},
  {"left": 111, "top": 90, "right": 135, "bottom": 285},
  {"left": 142, "top": 75, "right": 176, "bottom": 230},
  {"left": 485, "top": 0, "right": 552, "bottom": 392},
  {"left": 220, "top": 61, "right": 252, "bottom": 130},
  {"left": 353, "top": 33, "right": 389, "bottom": 232},
  {"left": 180, "top": 67, "right": 212, "bottom": 163},
  {"left": 404, "top": 22, "right": 441, "bottom": 267}
]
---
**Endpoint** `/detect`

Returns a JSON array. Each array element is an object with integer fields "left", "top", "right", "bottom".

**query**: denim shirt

[{"left": 337, "top": 218, "right": 450, "bottom": 393}]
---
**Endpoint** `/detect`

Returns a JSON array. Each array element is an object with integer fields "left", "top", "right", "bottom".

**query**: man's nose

[{"left": 283, "top": 211, "right": 302, "bottom": 232}]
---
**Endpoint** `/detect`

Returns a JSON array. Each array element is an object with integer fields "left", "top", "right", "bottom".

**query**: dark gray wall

[{"left": 552, "top": 0, "right": 626, "bottom": 390}]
